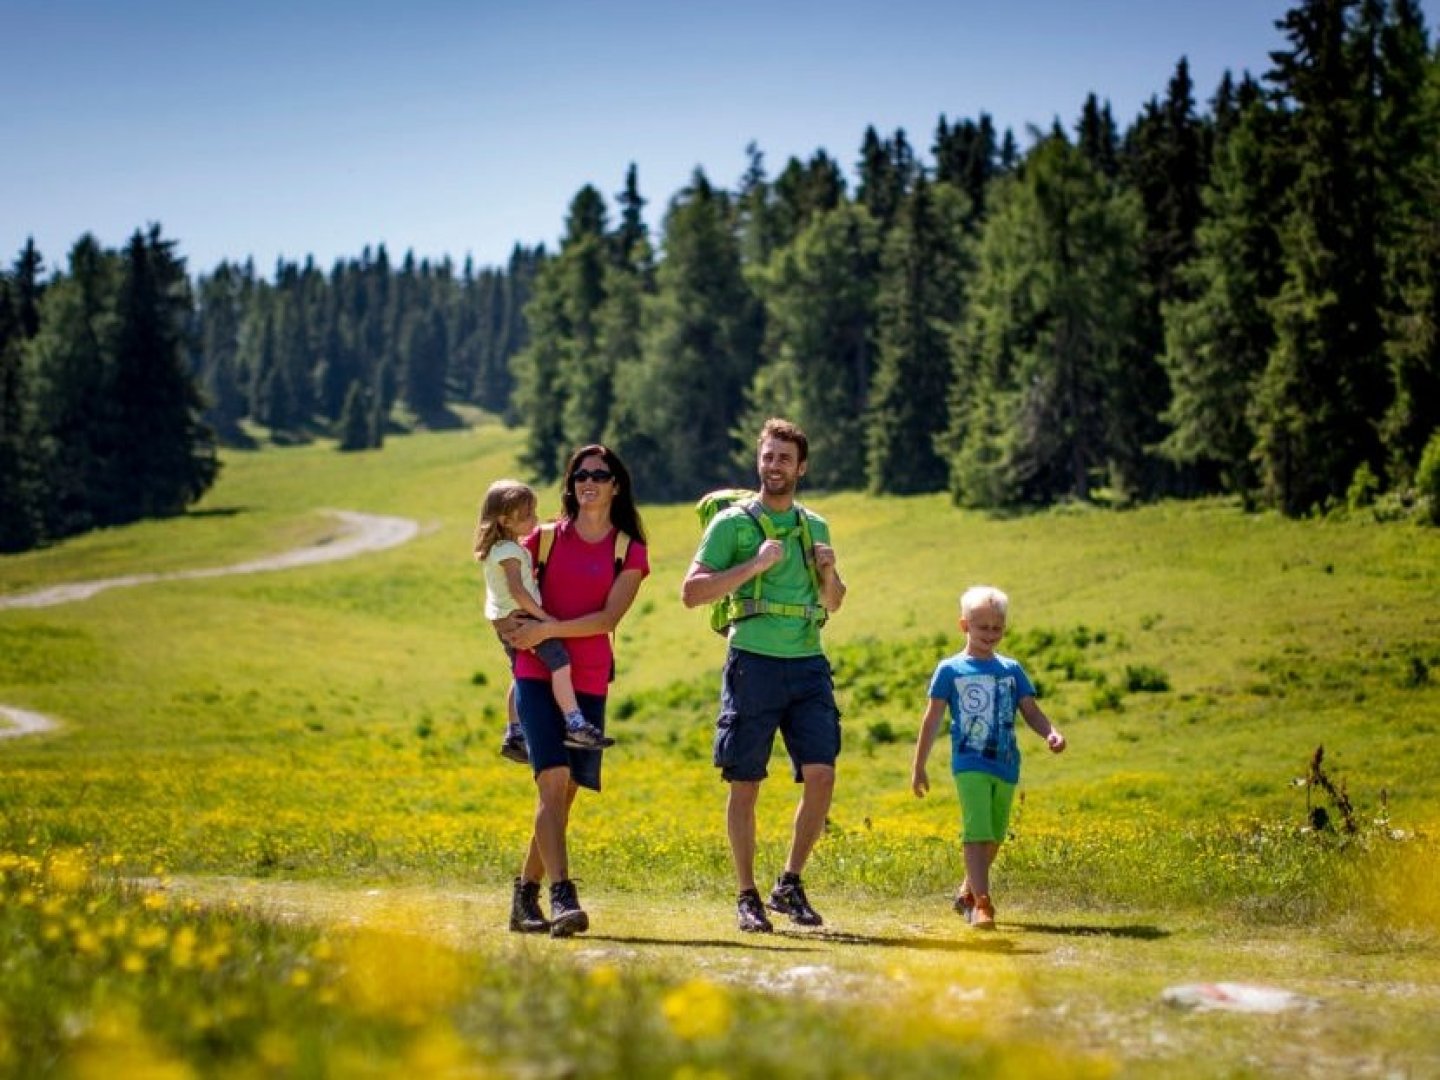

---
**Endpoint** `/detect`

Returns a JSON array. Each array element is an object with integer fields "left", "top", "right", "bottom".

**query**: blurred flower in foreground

[{"left": 661, "top": 979, "right": 734, "bottom": 1042}]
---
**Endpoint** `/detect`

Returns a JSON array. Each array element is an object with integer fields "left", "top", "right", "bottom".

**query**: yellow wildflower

[
  {"left": 661, "top": 978, "right": 734, "bottom": 1042},
  {"left": 47, "top": 849, "right": 90, "bottom": 893}
]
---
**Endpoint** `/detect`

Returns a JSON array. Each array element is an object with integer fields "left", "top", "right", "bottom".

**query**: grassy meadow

[{"left": 1, "top": 420, "right": 1438, "bottom": 1077}]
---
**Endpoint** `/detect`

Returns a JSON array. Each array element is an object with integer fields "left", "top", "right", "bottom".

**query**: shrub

[
  {"left": 1417, "top": 430, "right": 1440, "bottom": 524},
  {"left": 1346, "top": 462, "right": 1380, "bottom": 511},
  {"left": 1124, "top": 664, "right": 1171, "bottom": 692}
]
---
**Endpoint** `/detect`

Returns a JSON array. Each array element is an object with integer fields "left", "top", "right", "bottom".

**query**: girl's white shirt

[{"left": 482, "top": 538, "right": 540, "bottom": 619}]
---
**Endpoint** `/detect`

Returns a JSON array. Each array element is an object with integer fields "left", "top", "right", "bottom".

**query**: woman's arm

[{"left": 505, "top": 569, "right": 644, "bottom": 648}]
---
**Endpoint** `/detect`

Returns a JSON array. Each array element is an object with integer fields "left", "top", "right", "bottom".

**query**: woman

[{"left": 503, "top": 444, "right": 649, "bottom": 937}]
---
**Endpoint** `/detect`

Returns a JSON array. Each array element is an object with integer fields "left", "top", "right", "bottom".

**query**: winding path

[{"left": 0, "top": 510, "right": 420, "bottom": 738}]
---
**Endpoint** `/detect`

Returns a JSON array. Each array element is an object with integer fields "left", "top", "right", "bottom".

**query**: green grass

[{"left": 1, "top": 422, "right": 1438, "bottom": 1077}]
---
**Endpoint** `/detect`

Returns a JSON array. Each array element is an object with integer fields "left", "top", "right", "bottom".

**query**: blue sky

[{"left": 4, "top": 1, "right": 1431, "bottom": 278}]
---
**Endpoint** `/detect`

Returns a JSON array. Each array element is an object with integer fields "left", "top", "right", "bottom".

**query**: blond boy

[{"left": 911, "top": 586, "right": 1066, "bottom": 928}]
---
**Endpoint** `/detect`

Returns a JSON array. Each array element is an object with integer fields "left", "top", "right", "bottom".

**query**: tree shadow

[
  {"left": 1007, "top": 921, "right": 1170, "bottom": 941},
  {"left": 186, "top": 506, "right": 246, "bottom": 518},
  {"left": 583, "top": 928, "right": 1040, "bottom": 956},
  {"left": 804, "top": 928, "right": 1043, "bottom": 955},
  {"left": 583, "top": 933, "right": 822, "bottom": 955},
  {"left": 413, "top": 405, "right": 466, "bottom": 431}
]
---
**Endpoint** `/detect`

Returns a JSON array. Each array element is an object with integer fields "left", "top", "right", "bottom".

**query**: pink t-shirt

[{"left": 514, "top": 520, "right": 650, "bottom": 695}]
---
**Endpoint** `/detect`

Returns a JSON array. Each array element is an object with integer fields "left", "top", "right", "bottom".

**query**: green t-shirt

[{"left": 695, "top": 503, "right": 831, "bottom": 658}]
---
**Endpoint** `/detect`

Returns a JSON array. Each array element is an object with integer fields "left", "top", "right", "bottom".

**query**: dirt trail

[
  {"left": 0, "top": 510, "right": 419, "bottom": 738},
  {"left": 0, "top": 510, "right": 418, "bottom": 611},
  {"left": 0, "top": 705, "right": 55, "bottom": 740}
]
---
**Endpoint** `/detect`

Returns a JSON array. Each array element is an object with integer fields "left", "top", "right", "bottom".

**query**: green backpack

[{"left": 694, "top": 489, "right": 827, "bottom": 635}]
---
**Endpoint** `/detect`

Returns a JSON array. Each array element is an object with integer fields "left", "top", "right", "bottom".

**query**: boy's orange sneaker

[{"left": 971, "top": 894, "right": 996, "bottom": 930}]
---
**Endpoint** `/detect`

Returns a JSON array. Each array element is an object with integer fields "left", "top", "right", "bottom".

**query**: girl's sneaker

[
  {"left": 499, "top": 730, "right": 530, "bottom": 764},
  {"left": 563, "top": 718, "right": 615, "bottom": 749}
]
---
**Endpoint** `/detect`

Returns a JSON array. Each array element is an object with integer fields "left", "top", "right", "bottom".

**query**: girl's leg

[{"left": 550, "top": 663, "right": 581, "bottom": 716}]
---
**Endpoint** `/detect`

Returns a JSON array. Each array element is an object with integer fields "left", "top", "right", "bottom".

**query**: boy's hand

[
  {"left": 1046, "top": 730, "right": 1067, "bottom": 753},
  {"left": 911, "top": 767, "right": 929, "bottom": 797}
]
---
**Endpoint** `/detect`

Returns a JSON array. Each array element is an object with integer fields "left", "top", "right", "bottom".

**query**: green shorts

[{"left": 953, "top": 771, "right": 1016, "bottom": 844}]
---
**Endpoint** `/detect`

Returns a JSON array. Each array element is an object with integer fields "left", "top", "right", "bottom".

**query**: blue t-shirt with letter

[{"left": 927, "top": 652, "right": 1036, "bottom": 784}]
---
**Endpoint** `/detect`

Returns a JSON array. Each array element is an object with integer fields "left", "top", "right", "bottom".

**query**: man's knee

[{"left": 801, "top": 764, "right": 835, "bottom": 792}]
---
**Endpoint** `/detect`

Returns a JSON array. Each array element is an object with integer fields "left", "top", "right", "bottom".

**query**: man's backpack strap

[{"left": 717, "top": 499, "right": 826, "bottom": 631}]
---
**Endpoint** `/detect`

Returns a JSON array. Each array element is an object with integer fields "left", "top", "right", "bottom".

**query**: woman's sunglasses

[{"left": 571, "top": 468, "right": 614, "bottom": 483}]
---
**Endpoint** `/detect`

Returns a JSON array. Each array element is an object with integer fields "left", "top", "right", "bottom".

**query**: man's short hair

[{"left": 758, "top": 417, "right": 809, "bottom": 463}]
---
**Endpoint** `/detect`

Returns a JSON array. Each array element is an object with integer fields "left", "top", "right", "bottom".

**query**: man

[{"left": 682, "top": 417, "right": 847, "bottom": 932}]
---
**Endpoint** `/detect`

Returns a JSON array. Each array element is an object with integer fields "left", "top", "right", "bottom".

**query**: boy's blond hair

[
  {"left": 960, "top": 585, "right": 1009, "bottom": 620},
  {"left": 473, "top": 479, "right": 536, "bottom": 561}
]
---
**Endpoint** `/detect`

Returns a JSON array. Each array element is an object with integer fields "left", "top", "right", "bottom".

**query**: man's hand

[
  {"left": 754, "top": 538, "right": 784, "bottom": 572},
  {"left": 812, "top": 542, "right": 837, "bottom": 576}
]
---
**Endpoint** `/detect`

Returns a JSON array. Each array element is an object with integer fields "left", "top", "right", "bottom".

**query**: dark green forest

[{"left": 3, "top": 0, "right": 1439, "bottom": 553}]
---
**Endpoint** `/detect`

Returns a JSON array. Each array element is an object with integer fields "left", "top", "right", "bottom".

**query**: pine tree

[
  {"left": 1076, "top": 95, "right": 1121, "bottom": 179},
  {"left": 1255, "top": 0, "right": 1387, "bottom": 512},
  {"left": 736, "top": 143, "right": 779, "bottom": 267},
  {"left": 0, "top": 279, "right": 38, "bottom": 551},
  {"left": 609, "top": 169, "right": 760, "bottom": 498},
  {"left": 866, "top": 176, "right": 968, "bottom": 494},
  {"left": 934, "top": 114, "right": 1001, "bottom": 228},
  {"left": 513, "top": 187, "right": 612, "bottom": 476},
  {"left": 11, "top": 238, "right": 45, "bottom": 339},
  {"left": 1376, "top": 0, "right": 1440, "bottom": 484},
  {"left": 856, "top": 127, "right": 918, "bottom": 232},
  {"left": 743, "top": 202, "right": 881, "bottom": 488},
  {"left": 24, "top": 234, "right": 119, "bottom": 538},
  {"left": 614, "top": 162, "right": 650, "bottom": 270},
  {"left": 401, "top": 307, "right": 449, "bottom": 420},
  {"left": 945, "top": 137, "right": 1145, "bottom": 505},
  {"left": 336, "top": 379, "right": 373, "bottom": 451},
  {"left": 772, "top": 150, "right": 846, "bottom": 249},
  {"left": 195, "top": 264, "right": 247, "bottom": 441},
  {"left": 1159, "top": 92, "right": 1291, "bottom": 492},
  {"left": 95, "top": 227, "right": 218, "bottom": 523}
]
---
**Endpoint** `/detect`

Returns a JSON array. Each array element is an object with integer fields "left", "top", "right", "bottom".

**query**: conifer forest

[{"left": 3, "top": 0, "right": 1438, "bottom": 552}]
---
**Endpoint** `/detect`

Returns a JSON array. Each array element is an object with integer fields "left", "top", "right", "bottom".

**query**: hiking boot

[
  {"left": 562, "top": 719, "right": 615, "bottom": 749},
  {"left": 971, "top": 894, "right": 996, "bottom": 930},
  {"left": 548, "top": 879, "right": 589, "bottom": 937},
  {"left": 509, "top": 877, "right": 549, "bottom": 934},
  {"left": 736, "top": 888, "right": 773, "bottom": 933},
  {"left": 499, "top": 731, "right": 530, "bottom": 765},
  {"left": 953, "top": 885, "right": 976, "bottom": 924},
  {"left": 767, "top": 873, "right": 824, "bottom": 927}
]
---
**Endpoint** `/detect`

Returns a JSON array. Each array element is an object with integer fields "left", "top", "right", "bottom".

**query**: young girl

[{"left": 475, "top": 479, "right": 614, "bottom": 763}]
